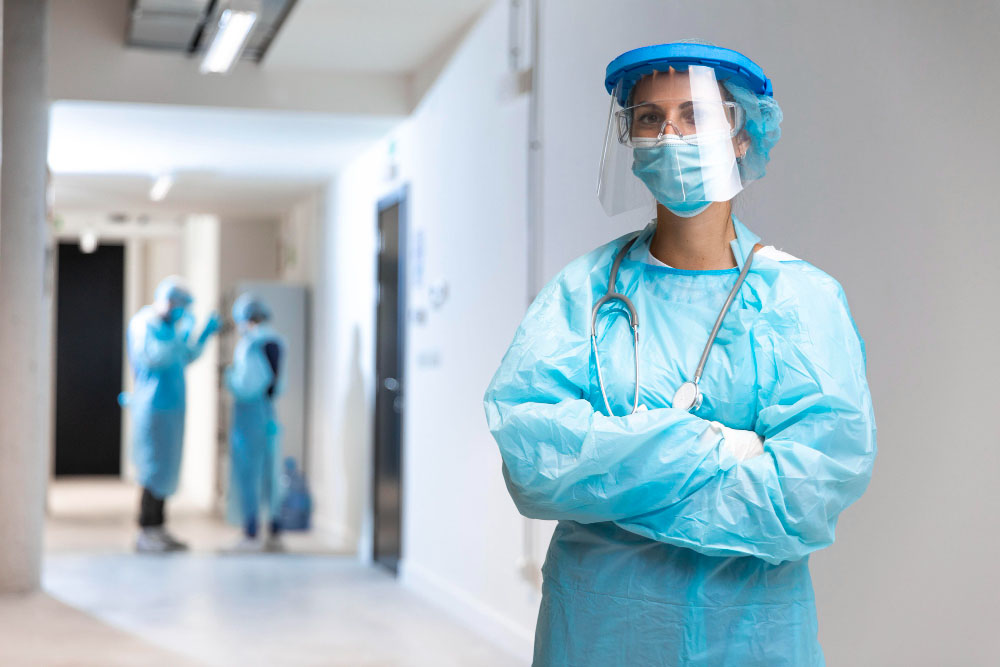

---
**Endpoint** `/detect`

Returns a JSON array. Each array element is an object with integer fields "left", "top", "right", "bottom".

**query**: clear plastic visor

[{"left": 598, "top": 65, "right": 748, "bottom": 216}]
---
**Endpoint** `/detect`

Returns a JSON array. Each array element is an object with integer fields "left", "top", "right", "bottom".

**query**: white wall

[
  {"left": 396, "top": 2, "right": 536, "bottom": 653},
  {"left": 307, "top": 153, "right": 379, "bottom": 551},
  {"left": 315, "top": 1, "right": 538, "bottom": 657},
  {"left": 219, "top": 218, "right": 281, "bottom": 299},
  {"left": 535, "top": 1, "right": 1000, "bottom": 665}
]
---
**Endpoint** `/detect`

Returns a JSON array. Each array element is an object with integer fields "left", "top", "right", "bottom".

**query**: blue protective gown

[
  {"left": 484, "top": 218, "right": 876, "bottom": 666},
  {"left": 126, "top": 306, "right": 209, "bottom": 498},
  {"left": 226, "top": 324, "right": 285, "bottom": 525}
]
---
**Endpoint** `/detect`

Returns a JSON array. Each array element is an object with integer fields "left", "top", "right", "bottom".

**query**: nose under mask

[{"left": 631, "top": 136, "right": 742, "bottom": 217}]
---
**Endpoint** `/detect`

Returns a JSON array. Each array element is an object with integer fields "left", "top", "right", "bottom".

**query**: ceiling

[
  {"left": 48, "top": 0, "right": 493, "bottom": 217},
  {"left": 263, "top": 0, "right": 491, "bottom": 71},
  {"left": 49, "top": 100, "right": 399, "bottom": 216},
  {"left": 52, "top": 172, "right": 322, "bottom": 218},
  {"left": 123, "top": 0, "right": 493, "bottom": 73}
]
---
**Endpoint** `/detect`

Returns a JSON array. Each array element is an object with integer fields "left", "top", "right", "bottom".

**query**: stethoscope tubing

[{"left": 591, "top": 232, "right": 757, "bottom": 417}]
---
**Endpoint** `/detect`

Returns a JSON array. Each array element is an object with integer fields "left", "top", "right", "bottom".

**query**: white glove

[{"left": 710, "top": 421, "right": 765, "bottom": 462}]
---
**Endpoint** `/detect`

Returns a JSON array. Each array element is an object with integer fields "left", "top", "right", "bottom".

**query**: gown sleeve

[
  {"left": 615, "top": 277, "right": 876, "bottom": 564},
  {"left": 485, "top": 262, "right": 876, "bottom": 565},
  {"left": 484, "top": 270, "right": 731, "bottom": 526}
]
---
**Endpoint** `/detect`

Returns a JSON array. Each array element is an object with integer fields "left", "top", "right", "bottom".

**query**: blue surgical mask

[
  {"left": 631, "top": 137, "right": 727, "bottom": 217},
  {"left": 167, "top": 306, "right": 186, "bottom": 323}
]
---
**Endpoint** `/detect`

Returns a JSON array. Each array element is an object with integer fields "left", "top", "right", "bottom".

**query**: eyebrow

[{"left": 632, "top": 100, "right": 695, "bottom": 110}]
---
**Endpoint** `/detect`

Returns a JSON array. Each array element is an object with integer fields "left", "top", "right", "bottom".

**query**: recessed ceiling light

[
  {"left": 80, "top": 229, "right": 99, "bottom": 254},
  {"left": 149, "top": 174, "right": 174, "bottom": 201}
]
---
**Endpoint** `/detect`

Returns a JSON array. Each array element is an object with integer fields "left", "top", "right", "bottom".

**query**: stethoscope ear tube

[{"left": 691, "top": 244, "right": 758, "bottom": 385}]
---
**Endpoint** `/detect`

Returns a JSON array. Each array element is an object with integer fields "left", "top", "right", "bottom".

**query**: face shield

[{"left": 598, "top": 65, "right": 752, "bottom": 217}]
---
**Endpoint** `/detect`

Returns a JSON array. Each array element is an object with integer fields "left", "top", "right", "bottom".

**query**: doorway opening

[
  {"left": 373, "top": 186, "right": 408, "bottom": 574},
  {"left": 54, "top": 242, "right": 125, "bottom": 477}
]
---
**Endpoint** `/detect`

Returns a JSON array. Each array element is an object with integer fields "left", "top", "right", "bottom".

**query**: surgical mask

[
  {"left": 166, "top": 306, "right": 186, "bottom": 323},
  {"left": 631, "top": 136, "right": 740, "bottom": 217}
]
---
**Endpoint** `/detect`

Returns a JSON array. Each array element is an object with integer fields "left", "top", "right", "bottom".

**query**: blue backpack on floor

[{"left": 280, "top": 457, "right": 312, "bottom": 531}]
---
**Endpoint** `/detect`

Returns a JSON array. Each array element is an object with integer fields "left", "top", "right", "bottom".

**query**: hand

[
  {"left": 198, "top": 312, "right": 221, "bottom": 344},
  {"left": 710, "top": 421, "right": 765, "bottom": 462}
]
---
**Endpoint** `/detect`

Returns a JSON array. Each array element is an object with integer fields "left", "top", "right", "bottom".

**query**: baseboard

[{"left": 400, "top": 559, "right": 534, "bottom": 663}]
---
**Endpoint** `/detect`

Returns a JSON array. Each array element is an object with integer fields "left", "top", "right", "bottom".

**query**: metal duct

[{"left": 126, "top": 0, "right": 297, "bottom": 63}]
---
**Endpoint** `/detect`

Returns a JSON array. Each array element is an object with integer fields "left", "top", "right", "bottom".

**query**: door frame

[{"left": 372, "top": 184, "right": 409, "bottom": 573}]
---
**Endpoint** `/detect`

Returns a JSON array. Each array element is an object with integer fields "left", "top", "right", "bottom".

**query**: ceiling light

[
  {"left": 149, "top": 174, "right": 174, "bottom": 201},
  {"left": 200, "top": 9, "right": 258, "bottom": 75},
  {"left": 79, "top": 229, "right": 99, "bottom": 254}
]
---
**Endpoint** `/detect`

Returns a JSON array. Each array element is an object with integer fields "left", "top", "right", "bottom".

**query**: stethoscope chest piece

[{"left": 672, "top": 381, "right": 702, "bottom": 412}]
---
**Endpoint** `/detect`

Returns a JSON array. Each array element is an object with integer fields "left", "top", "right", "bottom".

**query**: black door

[
  {"left": 54, "top": 242, "right": 125, "bottom": 476},
  {"left": 373, "top": 188, "right": 407, "bottom": 574}
]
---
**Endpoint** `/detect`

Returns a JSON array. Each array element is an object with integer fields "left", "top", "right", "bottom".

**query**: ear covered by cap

[{"left": 722, "top": 81, "right": 783, "bottom": 181}]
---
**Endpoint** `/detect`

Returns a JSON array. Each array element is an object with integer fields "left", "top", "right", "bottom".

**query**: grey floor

[
  {"left": 17, "top": 479, "right": 523, "bottom": 667},
  {"left": 43, "top": 553, "right": 520, "bottom": 666}
]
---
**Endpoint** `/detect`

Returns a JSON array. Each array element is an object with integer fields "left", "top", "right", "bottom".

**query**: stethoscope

[{"left": 590, "top": 233, "right": 758, "bottom": 417}]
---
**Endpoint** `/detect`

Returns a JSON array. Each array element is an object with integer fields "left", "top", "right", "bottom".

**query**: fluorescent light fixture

[
  {"left": 200, "top": 9, "right": 258, "bottom": 75},
  {"left": 149, "top": 174, "right": 174, "bottom": 202}
]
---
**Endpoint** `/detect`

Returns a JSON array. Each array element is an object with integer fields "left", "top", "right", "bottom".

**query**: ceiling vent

[{"left": 126, "top": 0, "right": 297, "bottom": 65}]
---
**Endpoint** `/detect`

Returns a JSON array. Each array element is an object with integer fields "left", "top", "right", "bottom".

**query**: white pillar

[
  {"left": 176, "top": 215, "right": 220, "bottom": 512},
  {"left": 0, "top": 0, "right": 51, "bottom": 593}
]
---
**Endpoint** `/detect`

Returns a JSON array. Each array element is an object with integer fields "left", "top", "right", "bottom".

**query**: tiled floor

[
  {"left": 0, "top": 479, "right": 524, "bottom": 667},
  {"left": 43, "top": 553, "right": 520, "bottom": 667},
  {"left": 0, "top": 592, "right": 197, "bottom": 667}
]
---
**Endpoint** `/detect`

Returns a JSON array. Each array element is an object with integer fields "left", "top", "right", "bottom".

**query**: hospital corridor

[{"left": 1, "top": 1, "right": 998, "bottom": 666}]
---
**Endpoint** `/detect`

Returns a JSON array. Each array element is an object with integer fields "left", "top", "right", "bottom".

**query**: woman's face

[{"left": 629, "top": 69, "right": 749, "bottom": 155}]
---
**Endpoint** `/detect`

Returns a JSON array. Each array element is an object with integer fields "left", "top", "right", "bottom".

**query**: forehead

[{"left": 630, "top": 67, "right": 723, "bottom": 103}]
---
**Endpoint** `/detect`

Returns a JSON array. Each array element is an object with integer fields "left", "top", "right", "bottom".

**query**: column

[{"left": 0, "top": 0, "right": 51, "bottom": 594}]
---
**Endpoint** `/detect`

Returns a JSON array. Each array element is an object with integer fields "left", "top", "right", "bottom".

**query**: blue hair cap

[
  {"left": 154, "top": 276, "right": 193, "bottom": 309},
  {"left": 232, "top": 292, "right": 272, "bottom": 324},
  {"left": 606, "top": 42, "right": 773, "bottom": 105}
]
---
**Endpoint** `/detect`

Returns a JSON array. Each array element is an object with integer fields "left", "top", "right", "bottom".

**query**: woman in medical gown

[{"left": 484, "top": 42, "right": 876, "bottom": 666}]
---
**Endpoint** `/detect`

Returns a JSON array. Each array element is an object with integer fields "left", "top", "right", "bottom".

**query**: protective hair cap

[
  {"left": 232, "top": 292, "right": 272, "bottom": 324},
  {"left": 154, "top": 276, "right": 193, "bottom": 310},
  {"left": 720, "top": 79, "right": 782, "bottom": 184}
]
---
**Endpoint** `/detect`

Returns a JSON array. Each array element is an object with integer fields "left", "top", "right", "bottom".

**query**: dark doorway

[
  {"left": 55, "top": 242, "right": 125, "bottom": 476},
  {"left": 373, "top": 186, "right": 407, "bottom": 574}
]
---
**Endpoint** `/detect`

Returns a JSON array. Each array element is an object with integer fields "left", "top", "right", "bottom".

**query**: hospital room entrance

[
  {"left": 54, "top": 242, "right": 125, "bottom": 477},
  {"left": 373, "top": 188, "right": 407, "bottom": 574}
]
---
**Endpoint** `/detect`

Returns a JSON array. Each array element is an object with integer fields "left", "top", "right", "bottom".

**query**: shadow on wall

[{"left": 340, "top": 325, "right": 369, "bottom": 544}]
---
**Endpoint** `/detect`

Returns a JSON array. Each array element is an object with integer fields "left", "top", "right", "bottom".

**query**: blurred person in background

[
  {"left": 123, "top": 276, "right": 220, "bottom": 553},
  {"left": 225, "top": 292, "right": 286, "bottom": 553}
]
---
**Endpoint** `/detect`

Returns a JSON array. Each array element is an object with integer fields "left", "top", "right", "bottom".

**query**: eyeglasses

[{"left": 616, "top": 99, "right": 744, "bottom": 147}]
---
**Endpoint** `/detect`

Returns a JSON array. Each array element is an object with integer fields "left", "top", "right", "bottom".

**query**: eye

[{"left": 636, "top": 111, "right": 663, "bottom": 126}]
